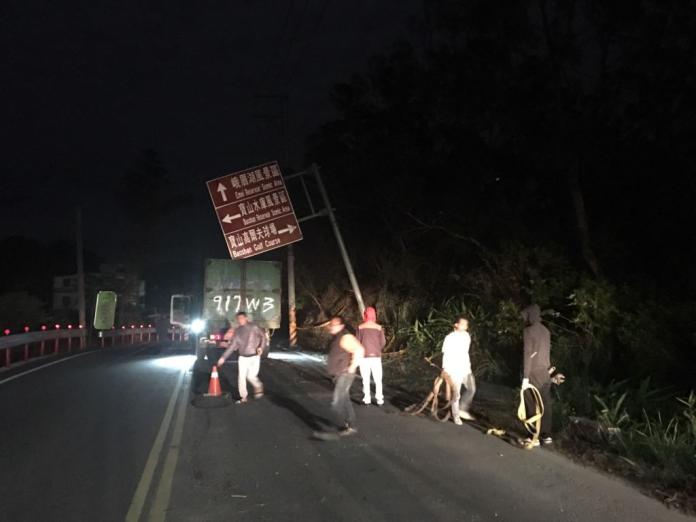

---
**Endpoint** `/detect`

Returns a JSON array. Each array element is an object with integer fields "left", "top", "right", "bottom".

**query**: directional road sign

[{"left": 206, "top": 161, "right": 303, "bottom": 259}]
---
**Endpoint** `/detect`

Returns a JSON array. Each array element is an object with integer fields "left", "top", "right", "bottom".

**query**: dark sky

[{"left": 2, "top": 1, "right": 421, "bottom": 259}]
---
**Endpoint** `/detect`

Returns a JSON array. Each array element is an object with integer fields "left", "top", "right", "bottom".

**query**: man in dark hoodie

[{"left": 521, "top": 304, "right": 553, "bottom": 445}]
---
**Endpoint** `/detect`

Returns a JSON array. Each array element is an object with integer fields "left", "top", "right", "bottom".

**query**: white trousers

[
  {"left": 237, "top": 355, "right": 263, "bottom": 400},
  {"left": 449, "top": 372, "right": 476, "bottom": 418},
  {"left": 359, "top": 357, "right": 383, "bottom": 404}
]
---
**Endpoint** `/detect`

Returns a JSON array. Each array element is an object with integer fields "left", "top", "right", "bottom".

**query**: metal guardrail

[{"left": 0, "top": 327, "right": 187, "bottom": 369}]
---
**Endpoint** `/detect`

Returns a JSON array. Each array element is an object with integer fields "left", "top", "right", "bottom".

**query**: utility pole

[
  {"left": 287, "top": 244, "right": 297, "bottom": 347},
  {"left": 312, "top": 164, "right": 366, "bottom": 315},
  {"left": 253, "top": 92, "right": 299, "bottom": 346},
  {"left": 75, "top": 207, "right": 87, "bottom": 346}
]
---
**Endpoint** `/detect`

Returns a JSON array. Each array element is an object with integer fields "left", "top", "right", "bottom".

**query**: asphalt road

[
  {"left": 0, "top": 343, "right": 194, "bottom": 522},
  {"left": 169, "top": 352, "right": 692, "bottom": 522},
  {"left": 1, "top": 345, "right": 692, "bottom": 521}
]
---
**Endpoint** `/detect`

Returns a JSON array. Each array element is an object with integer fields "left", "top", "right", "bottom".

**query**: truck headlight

[{"left": 190, "top": 318, "right": 206, "bottom": 334}]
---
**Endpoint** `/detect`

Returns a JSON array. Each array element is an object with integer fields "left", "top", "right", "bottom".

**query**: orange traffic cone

[{"left": 206, "top": 365, "right": 222, "bottom": 397}]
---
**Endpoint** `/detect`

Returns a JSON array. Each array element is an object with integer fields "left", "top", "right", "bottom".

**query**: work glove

[{"left": 521, "top": 378, "right": 532, "bottom": 390}]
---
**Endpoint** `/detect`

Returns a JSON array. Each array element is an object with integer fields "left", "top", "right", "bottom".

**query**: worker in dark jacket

[
  {"left": 326, "top": 316, "right": 364, "bottom": 435},
  {"left": 218, "top": 312, "right": 267, "bottom": 404},
  {"left": 521, "top": 304, "right": 553, "bottom": 445}
]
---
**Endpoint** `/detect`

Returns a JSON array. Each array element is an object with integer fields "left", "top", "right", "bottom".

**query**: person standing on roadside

[
  {"left": 217, "top": 312, "right": 267, "bottom": 404},
  {"left": 441, "top": 316, "right": 476, "bottom": 425},
  {"left": 326, "top": 316, "right": 365, "bottom": 435},
  {"left": 357, "top": 306, "right": 387, "bottom": 406},
  {"left": 521, "top": 304, "right": 553, "bottom": 446}
]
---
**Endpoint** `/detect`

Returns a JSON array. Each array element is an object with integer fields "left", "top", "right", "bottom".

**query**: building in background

[{"left": 53, "top": 264, "right": 145, "bottom": 326}]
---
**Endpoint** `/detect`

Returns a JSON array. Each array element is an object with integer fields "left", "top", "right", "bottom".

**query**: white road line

[
  {"left": 0, "top": 351, "right": 96, "bottom": 385},
  {"left": 125, "top": 369, "right": 186, "bottom": 522},
  {"left": 148, "top": 371, "right": 190, "bottom": 522}
]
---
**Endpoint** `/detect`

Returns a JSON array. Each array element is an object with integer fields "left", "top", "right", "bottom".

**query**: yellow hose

[{"left": 518, "top": 384, "right": 544, "bottom": 449}]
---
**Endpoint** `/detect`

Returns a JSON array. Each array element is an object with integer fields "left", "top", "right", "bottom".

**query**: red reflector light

[
  {"left": 3, "top": 329, "right": 10, "bottom": 335},
  {"left": 24, "top": 326, "right": 30, "bottom": 332},
  {"left": 41, "top": 325, "right": 47, "bottom": 331}
]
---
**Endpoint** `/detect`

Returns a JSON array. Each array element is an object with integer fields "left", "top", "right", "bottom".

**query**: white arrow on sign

[
  {"left": 222, "top": 213, "right": 242, "bottom": 224},
  {"left": 277, "top": 224, "right": 297, "bottom": 235},
  {"left": 217, "top": 183, "right": 228, "bottom": 202}
]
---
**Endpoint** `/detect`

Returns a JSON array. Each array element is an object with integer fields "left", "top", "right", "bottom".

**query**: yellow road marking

[
  {"left": 148, "top": 371, "right": 190, "bottom": 522},
  {"left": 125, "top": 368, "right": 185, "bottom": 522}
]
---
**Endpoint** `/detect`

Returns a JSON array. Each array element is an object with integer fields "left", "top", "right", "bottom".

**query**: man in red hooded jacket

[{"left": 357, "top": 306, "right": 387, "bottom": 406}]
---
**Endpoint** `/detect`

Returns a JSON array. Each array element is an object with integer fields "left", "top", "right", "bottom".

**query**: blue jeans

[{"left": 332, "top": 373, "right": 356, "bottom": 428}]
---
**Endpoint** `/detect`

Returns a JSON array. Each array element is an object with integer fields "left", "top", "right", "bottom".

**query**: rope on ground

[
  {"left": 404, "top": 357, "right": 456, "bottom": 422},
  {"left": 517, "top": 384, "right": 544, "bottom": 449}
]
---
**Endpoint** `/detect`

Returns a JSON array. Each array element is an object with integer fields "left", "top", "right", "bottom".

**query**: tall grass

[{"left": 593, "top": 386, "right": 696, "bottom": 489}]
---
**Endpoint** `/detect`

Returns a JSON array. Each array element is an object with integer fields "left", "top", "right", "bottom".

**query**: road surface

[{"left": 0, "top": 344, "right": 690, "bottom": 521}]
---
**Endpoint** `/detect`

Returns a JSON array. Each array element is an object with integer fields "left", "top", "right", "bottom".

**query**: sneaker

[
  {"left": 362, "top": 400, "right": 371, "bottom": 406},
  {"left": 339, "top": 426, "right": 358, "bottom": 437},
  {"left": 376, "top": 400, "right": 384, "bottom": 406},
  {"left": 542, "top": 436, "right": 553, "bottom": 445},
  {"left": 454, "top": 417, "right": 463, "bottom": 426},
  {"left": 523, "top": 437, "right": 540, "bottom": 448},
  {"left": 235, "top": 398, "right": 248, "bottom": 404},
  {"left": 459, "top": 411, "right": 475, "bottom": 421}
]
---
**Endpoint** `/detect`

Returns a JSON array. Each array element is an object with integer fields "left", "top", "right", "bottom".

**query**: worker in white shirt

[{"left": 441, "top": 316, "right": 476, "bottom": 425}]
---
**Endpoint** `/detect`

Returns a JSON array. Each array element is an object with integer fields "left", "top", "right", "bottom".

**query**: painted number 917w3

[{"left": 211, "top": 295, "right": 275, "bottom": 314}]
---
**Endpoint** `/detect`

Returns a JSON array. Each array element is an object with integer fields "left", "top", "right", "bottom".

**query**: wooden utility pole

[
  {"left": 253, "top": 92, "right": 299, "bottom": 346},
  {"left": 287, "top": 244, "right": 298, "bottom": 347},
  {"left": 75, "top": 207, "right": 87, "bottom": 344}
]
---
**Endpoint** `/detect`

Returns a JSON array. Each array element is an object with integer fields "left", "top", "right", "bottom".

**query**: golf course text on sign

[{"left": 206, "top": 161, "right": 303, "bottom": 259}]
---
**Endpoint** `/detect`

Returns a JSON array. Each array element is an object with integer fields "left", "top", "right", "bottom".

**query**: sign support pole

[
  {"left": 287, "top": 244, "right": 298, "bottom": 347},
  {"left": 311, "top": 164, "right": 366, "bottom": 315}
]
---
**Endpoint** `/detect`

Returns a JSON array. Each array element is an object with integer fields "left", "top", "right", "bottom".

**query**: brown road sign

[{"left": 206, "top": 161, "right": 303, "bottom": 259}]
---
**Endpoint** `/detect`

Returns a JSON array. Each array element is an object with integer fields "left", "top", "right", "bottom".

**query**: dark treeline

[{"left": 307, "top": 0, "right": 696, "bottom": 296}]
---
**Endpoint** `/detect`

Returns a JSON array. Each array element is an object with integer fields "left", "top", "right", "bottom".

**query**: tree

[{"left": 307, "top": 0, "right": 696, "bottom": 295}]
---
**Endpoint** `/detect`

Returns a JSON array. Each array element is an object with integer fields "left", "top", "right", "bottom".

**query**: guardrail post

[
  {"left": 54, "top": 337, "right": 59, "bottom": 355},
  {"left": 5, "top": 348, "right": 10, "bottom": 367},
  {"left": 40, "top": 340, "right": 45, "bottom": 356},
  {"left": 23, "top": 344, "right": 29, "bottom": 361},
  {"left": 68, "top": 336, "right": 72, "bottom": 352}
]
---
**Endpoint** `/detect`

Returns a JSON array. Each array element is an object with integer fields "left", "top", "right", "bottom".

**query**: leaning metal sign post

[{"left": 206, "top": 161, "right": 303, "bottom": 259}]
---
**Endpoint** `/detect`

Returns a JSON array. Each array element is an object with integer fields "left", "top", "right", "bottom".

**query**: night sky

[
  {"left": 3, "top": 1, "right": 695, "bottom": 308},
  {"left": 2, "top": 1, "right": 420, "bottom": 259}
]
